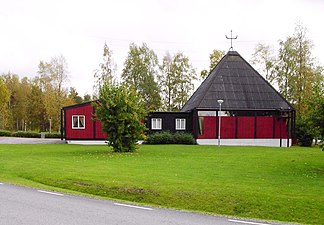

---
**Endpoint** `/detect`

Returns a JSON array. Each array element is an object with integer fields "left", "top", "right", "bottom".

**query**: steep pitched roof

[{"left": 181, "top": 51, "right": 294, "bottom": 112}]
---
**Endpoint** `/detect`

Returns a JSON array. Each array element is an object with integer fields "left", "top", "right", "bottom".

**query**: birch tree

[
  {"left": 93, "top": 43, "right": 116, "bottom": 97},
  {"left": 122, "top": 43, "right": 161, "bottom": 112},
  {"left": 159, "top": 52, "right": 197, "bottom": 111}
]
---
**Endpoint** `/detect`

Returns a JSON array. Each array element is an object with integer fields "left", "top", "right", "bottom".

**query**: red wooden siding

[
  {"left": 64, "top": 103, "right": 107, "bottom": 140},
  {"left": 198, "top": 116, "right": 288, "bottom": 139},
  {"left": 237, "top": 117, "right": 254, "bottom": 138},
  {"left": 197, "top": 116, "right": 216, "bottom": 139},
  {"left": 221, "top": 117, "right": 236, "bottom": 138},
  {"left": 256, "top": 117, "right": 273, "bottom": 138},
  {"left": 95, "top": 120, "right": 107, "bottom": 139},
  {"left": 274, "top": 117, "right": 288, "bottom": 138}
]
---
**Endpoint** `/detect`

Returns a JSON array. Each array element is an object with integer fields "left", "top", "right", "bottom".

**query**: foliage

[
  {"left": 0, "top": 78, "right": 11, "bottom": 129},
  {"left": 145, "top": 131, "right": 173, "bottom": 144},
  {"left": 145, "top": 131, "right": 196, "bottom": 144},
  {"left": 295, "top": 118, "right": 314, "bottom": 146},
  {"left": 11, "top": 131, "right": 40, "bottom": 138},
  {"left": 0, "top": 130, "right": 60, "bottom": 138},
  {"left": 93, "top": 43, "right": 117, "bottom": 97},
  {"left": 250, "top": 43, "right": 276, "bottom": 83},
  {"left": 251, "top": 24, "right": 324, "bottom": 144},
  {"left": 36, "top": 55, "right": 73, "bottom": 132},
  {"left": 27, "top": 84, "right": 47, "bottom": 131},
  {"left": 308, "top": 82, "right": 324, "bottom": 141},
  {"left": 158, "top": 52, "right": 197, "bottom": 111},
  {"left": 1, "top": 145, "right": 323, "bottom": 224},
  {"left": 0, "top": 130, "right": 12, "bottom": 136},
  {"left": 276, "top": 24, "right": 323, "bottom": 116},
  {"left": 42, "top": 132, "right": 61, "bottom": 139},
  {"left": 0, "top": 54, "right": 86, "bottom": 133},
  {"left": 1, "top": 73, "right": 29, "bottom": 130},
  {"left": 200, "top": 49, "right": 225, "bottom": 79},
  {"left": 121, "top": 43, "right": 161, "bottom": 112},
  {"left": 95, "top": 83, "right": 147, "bottom": 152},
  {"left": 68, "top": 87, "right": 83, "bottom": 104}
]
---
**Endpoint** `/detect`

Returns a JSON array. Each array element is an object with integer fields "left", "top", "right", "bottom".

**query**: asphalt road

[
  {"left": 0, "top": 182, "right": 292, "bottom": 225},
  {"left": 0, "top": 137, "right": 64, "bottom": 144}
]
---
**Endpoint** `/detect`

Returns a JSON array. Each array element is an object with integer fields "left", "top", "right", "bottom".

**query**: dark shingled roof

[{"left": 181, "top": 51, "right": 294, "bottom": 112}]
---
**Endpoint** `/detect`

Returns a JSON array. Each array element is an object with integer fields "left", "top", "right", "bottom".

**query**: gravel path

[{"left": 0, "top": 137, "right": 65, "bottom": 144}]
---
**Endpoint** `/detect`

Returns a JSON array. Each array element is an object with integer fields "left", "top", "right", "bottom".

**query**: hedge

[
  {"left": 0, "top": 130, "right": 61, "bottom": 139},
  {"left": 0, "top": 130, "right": 12, "bottom": 137},
  {"left": 145, "top": 131, "right": 196, "bottom": 145}
]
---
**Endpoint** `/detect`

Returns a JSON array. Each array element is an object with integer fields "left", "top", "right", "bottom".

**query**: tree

[
  {"left": 1, "top": 73, "right": 24, "bottom": 130},
  {"left": 27, "top": 84, "right": 47, "bottom": 131},
  {"left": 68, "top": 87, "right": 83, "bottom": 104},
  {"left": 159, "top": 52, "right": 197, "bottom": 111},
  {"left": 83, "top": 94, "right": 92, "bottom": 102},
  {"left": 250, "top": 43, "right": 276, "bottom": 83},
  {"left": 37, "top": 55, "right": 71, "bottom": 131},
  {"left": 0, "top": 78, "right": 10, "bottom": 129},
  {"left": 121, "top": 43, "right": 161, "bottom": 112},
  {"left": 200, "top": 50, "right": 225, "bottom": 79},
  {"left": 275, "top": 24, "right": 323, "bottom": 117},
  {"left": 95, "top": 83, "right": 147, "bottom": 152},
  {"left": 93, "top": 43, "right": 117, "bottom": 97}
]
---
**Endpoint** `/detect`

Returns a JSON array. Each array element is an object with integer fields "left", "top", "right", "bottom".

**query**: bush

[
  {"left": 11, "top": 131, "right": 40, "bottom": 138},
  {"left": 43, "top": 132, "right": 61, "bottom": 139},
  {"left": 145, "top": 131, "right": 196, "bottom": 145},
  {"left": 173, "top": 132, "right": 197, "bottom": 144},
  {"left": 296, "top": 119, "right": 314, "bottom": 147},
  {"left": 0, "top": 130, "right": 12, "bottom": 137},
  {"left": 95, "top": 84, "right": 147, "bottom": 152}
]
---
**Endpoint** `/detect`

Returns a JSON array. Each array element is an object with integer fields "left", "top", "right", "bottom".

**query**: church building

[
  {"left": 61, "top": 50, "right": 295, "bottom": 147},
  {"left": 147, "top": 51, "right": 295, "bottom": 147}
]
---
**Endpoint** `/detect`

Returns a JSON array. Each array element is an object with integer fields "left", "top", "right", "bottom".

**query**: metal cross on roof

[{"left": 225, "top": 30, "right": 238, "bottom": 51}]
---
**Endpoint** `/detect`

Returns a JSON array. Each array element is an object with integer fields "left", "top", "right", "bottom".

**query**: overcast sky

[{"left": 1, "top": 0, "right": 323, "bottom": 96}]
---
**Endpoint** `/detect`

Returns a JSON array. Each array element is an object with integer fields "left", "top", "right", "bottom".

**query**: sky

[{"left": 1, "top": 0, "right": 324, "bottom": 96}]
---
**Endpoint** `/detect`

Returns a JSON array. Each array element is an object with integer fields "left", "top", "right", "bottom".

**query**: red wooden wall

[
  {"left": 198, "top": 116, "right": 288, "bottom": 139},
  {"left": 64, "top": 103, "right": 107, "bottom": 140}
]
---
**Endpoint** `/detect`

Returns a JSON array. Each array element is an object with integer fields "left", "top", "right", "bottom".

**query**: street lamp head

[{"left": 217, "top": 99, "right": 224, "bottom": 104}]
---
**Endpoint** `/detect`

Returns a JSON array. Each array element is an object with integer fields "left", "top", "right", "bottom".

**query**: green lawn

[{"left": 0, "top": 144, "right": 323, "bottom": 224}]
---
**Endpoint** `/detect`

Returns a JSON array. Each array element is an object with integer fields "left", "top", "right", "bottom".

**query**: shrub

[
  {"left": 146, "top": 131, "right": 196, "bottom": 145},
  {"left": 43, "top": 132, "right": 61, "bottom": 139},
  {"left": 11, "top": 131, "right": 40, "bottom": 138},
  {"left": 173, "top": 132, "right": 197, "bottom": 144},
  {"left": 95, "top": 84, "right": 147, "bottom": 152},
  {"left": 295, "top": 119, "right": 314, "bottom": 147},
  {"left": 0, "top": 130, "right": 12, "bottom": 137},
  {"left": 146, "top": 131, "right": 174, "bottom": 144}
]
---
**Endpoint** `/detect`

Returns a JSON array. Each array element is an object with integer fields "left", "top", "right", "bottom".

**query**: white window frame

[
  {"left": 72, "top": 115, "right": 85, "bottom": 129},
  {"left": 175, "top": 118, "right": 186, "bottom": 130},
  {"left": 151, "top": 118, "right": 162, "bottom": 130}
]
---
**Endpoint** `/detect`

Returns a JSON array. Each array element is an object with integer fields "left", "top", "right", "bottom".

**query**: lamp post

[{"left": 217, "top": 99, "right": 224, "bottom": 147}]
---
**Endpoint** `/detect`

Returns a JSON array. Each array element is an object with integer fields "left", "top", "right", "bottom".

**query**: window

[
  {"left": 198, "top": 117, "right": 204, "bottom": 135},
  {"left": 72, "top": 115, "right": 85, "bottom": 129},
  {"left": 176, "top": 118, "right": 186, "bottom": 130},
  {"left": 151, "top": 118, "right": 162, "bottom": 130}
]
